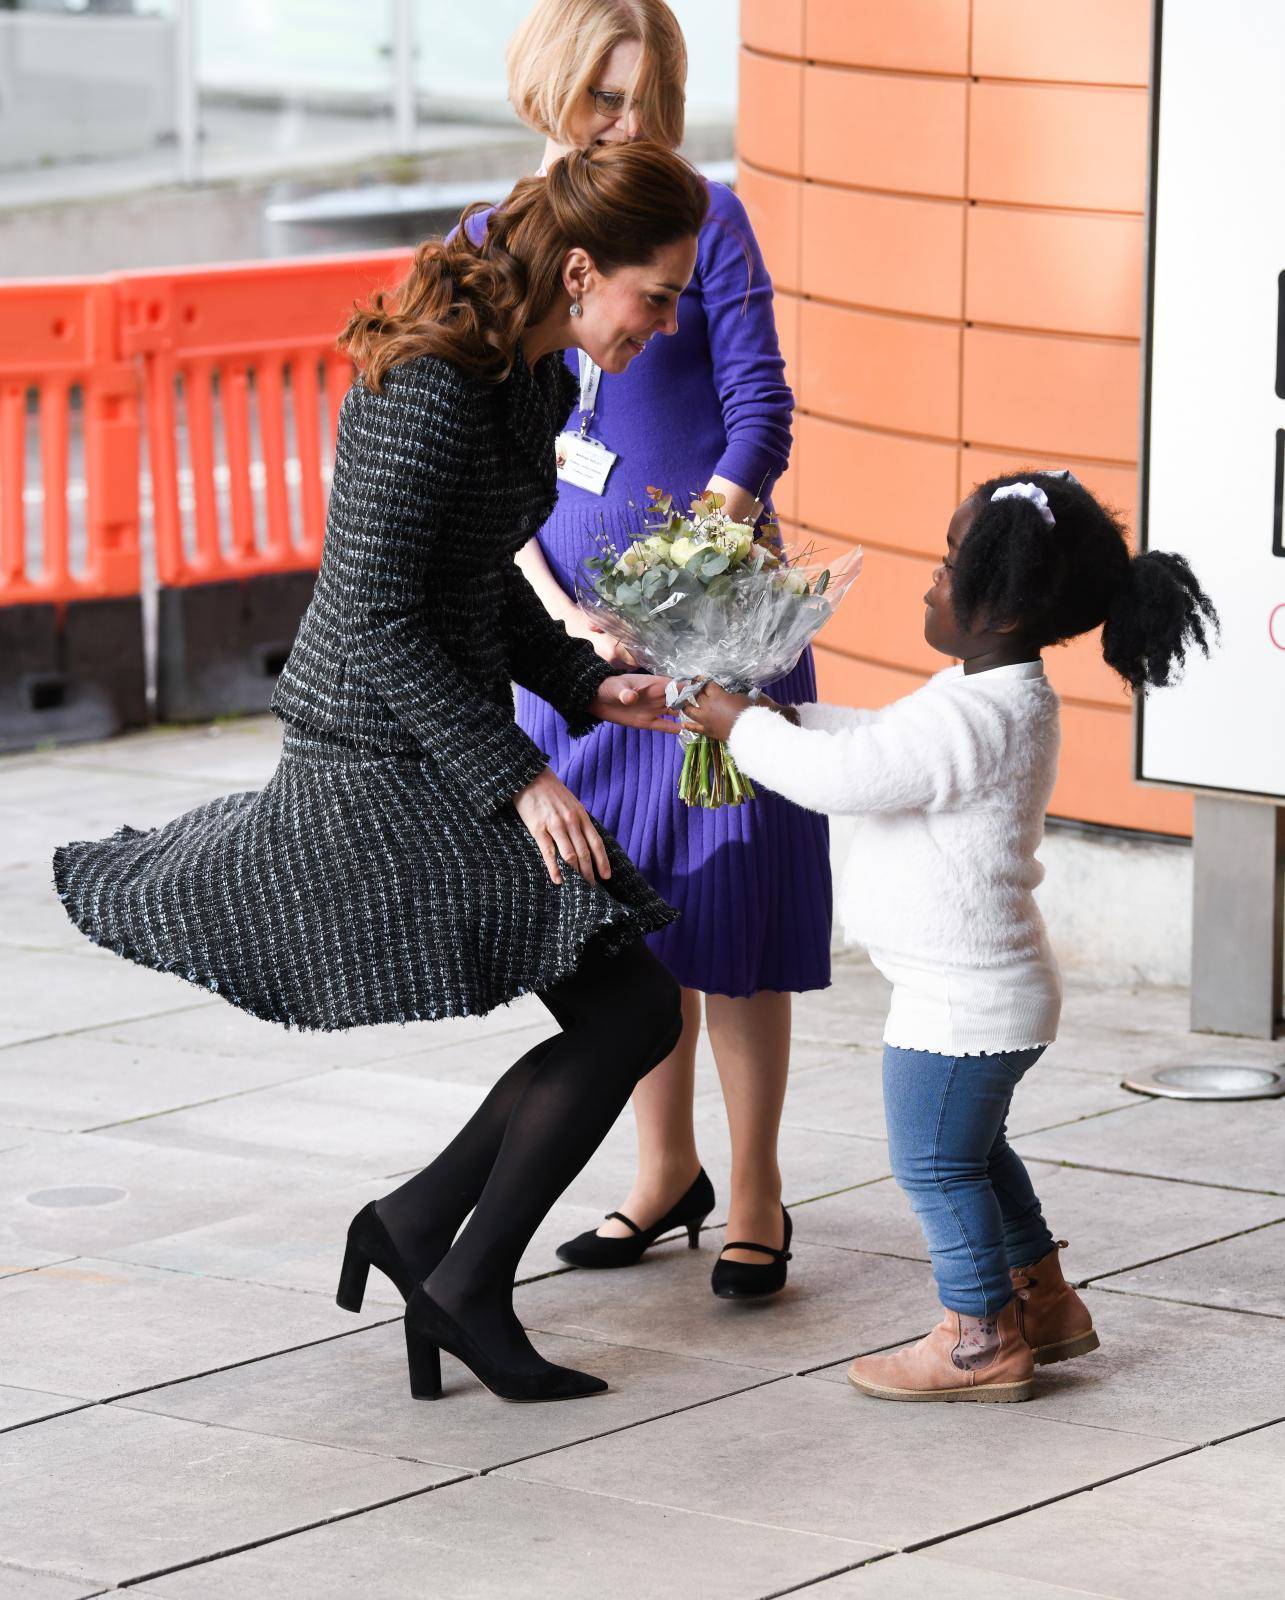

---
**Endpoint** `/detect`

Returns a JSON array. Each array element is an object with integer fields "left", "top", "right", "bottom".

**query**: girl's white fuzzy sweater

[{"left": 727, "top": 661, "right": 1062, "bottom": 1055}]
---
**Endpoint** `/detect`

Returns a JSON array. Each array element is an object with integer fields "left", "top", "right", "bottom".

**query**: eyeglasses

[{"left": 587, "top": 85, "right": 630, "bottom": 119}]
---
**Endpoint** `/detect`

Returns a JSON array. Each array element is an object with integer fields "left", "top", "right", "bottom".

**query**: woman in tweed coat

[{"left": 54, "top": 143, "right": 711, "bottom": 1404}]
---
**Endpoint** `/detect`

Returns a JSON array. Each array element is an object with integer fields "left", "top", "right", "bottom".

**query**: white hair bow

[{"left": 990, "top": 482, "right": 1055, "bottom": 527}]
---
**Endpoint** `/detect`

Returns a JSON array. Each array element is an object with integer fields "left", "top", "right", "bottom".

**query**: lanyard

[{"left": 576, "top": 350, "right": 603, "bottom": 438}]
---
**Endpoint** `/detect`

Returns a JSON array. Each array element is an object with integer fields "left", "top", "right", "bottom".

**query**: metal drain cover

[{"left": 1122, "top": 1064, "right": 1285, "bottom": 1101}]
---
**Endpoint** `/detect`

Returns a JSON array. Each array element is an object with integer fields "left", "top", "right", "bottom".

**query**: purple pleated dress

[{"left": 477, "top": 182, "right": 832, "bottom": 997}]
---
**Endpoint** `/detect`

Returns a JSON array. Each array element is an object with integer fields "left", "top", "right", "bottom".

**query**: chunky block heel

[
  {"left": 335, "top": 1241, "right": 370, "bottom": 1313},
  {"left": 404, "top": 1319, "right": 443, "bottom": 1401},
  {"left": 335, "top": 1201, "right": 423, "bottom": 1312},
  {"left": 402, "top": 1286, "right": 607, "bottom": 1403}
]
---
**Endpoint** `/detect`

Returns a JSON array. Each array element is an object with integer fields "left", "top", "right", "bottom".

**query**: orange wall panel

[
  {"left": 960, "top": 448, "right": 1138, "bottom": 535},
  {"left": 801, "top": 65, "right": 967, "bottom": 196},
  {"left": 794, "top": 413, "right": 958, "bottom": 556},
  {"left": 814, "top": 647, "right": 930, "bottom": 712},
  {"left": 965, "top": 207, "right": 1145, "bottom": 338},
  {"left": 968, "top": 82, "right": 1148, "bottom": 211},
  {"left": 804, "top": 0, "right": 970, "bottom": 74},
  {"left": 738, "top": 49, "right": 803, "bottom": 174},
  {"left": 799, "top": 299, "right": 961, "bottom": 439},
  {"left": 741, "top": 0, "right": 805, "bottom": 55},
  {"left": 801, "top": 184, "right": 964, "bottom": 319},
  {"left": 828, "top": 544, "right": 940, "bottom": 674},
  {"left": 1052, "top": 703, "right": 1192, "bottom": 835},
  {"left": 971, "top": 0, "right": 1150, "bottom": 87},
  {"left": 1043, "top": 629, "right": 1131, "bottom": 709},
  {"left": 738, "top": 161, "right": 802, "bottom": 293},
  {"left": 962, "top": 327, "right": 1140, "bottom": 462}
]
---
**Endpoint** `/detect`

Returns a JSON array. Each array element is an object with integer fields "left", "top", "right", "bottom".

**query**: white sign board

[{"left": 1137, "top": 0, "right": 1285, "bottom": 802}]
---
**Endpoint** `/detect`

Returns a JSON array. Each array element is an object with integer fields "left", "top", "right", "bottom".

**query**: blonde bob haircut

[{"left": 507, "top": 0, "right": 687, "bottom": 151}]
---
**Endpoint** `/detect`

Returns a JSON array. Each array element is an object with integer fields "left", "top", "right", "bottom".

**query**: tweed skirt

[{"left": 52, "top": 724, "right": 678, "bottom": 1031}]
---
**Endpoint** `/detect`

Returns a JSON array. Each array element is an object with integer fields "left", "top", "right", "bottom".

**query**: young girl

[{"left": 680, "top": 471, "right": 1217, "bottom": 1402}]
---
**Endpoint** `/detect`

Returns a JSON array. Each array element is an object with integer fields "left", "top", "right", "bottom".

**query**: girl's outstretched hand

[
  {"left": 679, "top": 682, "right": 758, "bottom": 742},
  {"left": 591, "top": 674, "right": 680, "bottom": 733}
]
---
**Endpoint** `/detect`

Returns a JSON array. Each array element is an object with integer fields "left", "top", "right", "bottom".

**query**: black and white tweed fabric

[{"left": 54, "top": 350, "right": 677, "bottom": 1030}]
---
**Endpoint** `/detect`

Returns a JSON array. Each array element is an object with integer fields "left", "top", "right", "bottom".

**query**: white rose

[
  {"left": 643, "top": 535, "right": 673, "bottom": 562},
  {"left": 614, "top": 541, "right": 648, "bottom": 576},
  {"left": 670, "top": 535, "right": 700, "bottom": 566},
  {"left": 782, "top": 570, "right": 809, "bottom": 595}
]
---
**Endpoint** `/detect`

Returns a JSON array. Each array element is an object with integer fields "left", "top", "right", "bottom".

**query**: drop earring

[{"left": 569, "top": 299, "right": 583, "bottom": 318}]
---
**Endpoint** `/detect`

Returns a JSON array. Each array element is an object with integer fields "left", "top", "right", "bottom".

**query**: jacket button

[{"left": 518, "top": 514, "right": 532, "bottom": 531}]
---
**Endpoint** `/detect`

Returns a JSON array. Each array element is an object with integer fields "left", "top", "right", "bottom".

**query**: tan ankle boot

[
  {"left": 847, "top": 1299, "right": 1034, "bottom": 1403},
  {"left": 1011, "top": 1241, "right": 1100, "bottom": 1366}
]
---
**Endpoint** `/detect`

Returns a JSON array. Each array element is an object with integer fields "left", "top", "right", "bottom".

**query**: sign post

[{"left": 1137, "top": 0, "right": 1285, "bottom": 1040}]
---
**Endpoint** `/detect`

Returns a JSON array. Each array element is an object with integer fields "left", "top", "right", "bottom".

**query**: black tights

[{"left": 377, "top": 937, "right": 682, "bottom": 1373}]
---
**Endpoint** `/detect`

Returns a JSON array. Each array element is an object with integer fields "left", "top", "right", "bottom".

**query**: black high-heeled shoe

[
  {"left": 711, "top": 1205, "right": 792, "bottom": 1300},
  {"left": 555, "top": 1168, "right": 715, "bottom": 1269},
  {"left": 336, "top": 1201, "right": 421, "bottom": 1311},
  {"left": 403, "top": 1285, "right": 608, "bottom": 1403}
]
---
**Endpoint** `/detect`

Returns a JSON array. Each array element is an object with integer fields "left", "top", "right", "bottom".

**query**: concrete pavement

[{"left": 1, "top": 716, "right": 1283, "bottom": 1598}]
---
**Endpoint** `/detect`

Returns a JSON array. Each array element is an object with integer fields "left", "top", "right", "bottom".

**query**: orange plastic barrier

[
  {"left": 115, "top": 252, "right": 411, "bottom": 587},
  {"left": 0, "top": 277, "right": 140, "bottom": 605}
]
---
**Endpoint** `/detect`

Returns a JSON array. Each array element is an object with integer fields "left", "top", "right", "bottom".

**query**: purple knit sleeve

[{"left": 698, "top": 183, "right": 794, "bottom": 503}]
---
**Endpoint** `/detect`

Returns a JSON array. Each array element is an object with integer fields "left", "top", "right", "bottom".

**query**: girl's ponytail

[{"left": 1101, "top": 550, "right": 1219, "bottom": 690}]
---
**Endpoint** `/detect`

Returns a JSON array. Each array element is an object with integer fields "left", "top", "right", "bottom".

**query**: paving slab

[
  {"left": 914, "top": 1425, "right": 1285, "bottom": 1600},
  {"left": 516, "top": 1236, "right": 937, "bottom": 1373},
  {"left": 126, "top": 1473, "right": 879, "bottom": 1600},
  {"left": 105, "top": 1174, "right": 597, "bottom": 1300},
  {"left": 499, "top": 1375, "right": 1176, "bottom": 1549},
  {"left": 1015, "top": 1096, "right": 1285, "bottom": 1194},
  {"left": 780, "top": 1052, "right": 1140, "bottom": 1145},
  {"left": 0, "top": 863, "right": 94, "bottom": 954},
  {"left": 0, "top": 1247, "right": 72, "bottom": 1279},
  {"left": 42, "top": 720, "right": 282, "bottom": 784},
  {"left": 98, "top": 991, "right": 548, "bottom": 1070},
  {"left": 105, "top": 1068, "right": 487, "bottom": 1176},
  {"left": 0, "top": 1131, "right": 350, "bottom": 1255},
  {"left": 788, "top": 1161, "right": 1285, "bottom": 1282},
  {"left": 796, "top": 1554, "right": 1108, "bottom": 1598},
  {"left": 0, "top": 1404, "right": 450, "bottom": 1591},
  {"left": 0, "top": 1385, "right": 85, "bottom": 1434},
  {"left": 125, "top": 1317, "right": 773, "bottom": 1472},
  {"left": 810, "top": 1288, "right": 1285, "bottom": 1444},
  {"left": 0, "top": 1567, "right": 101, "bottom": 1600},
  {"left": 0, "top": 950, "right": 211, "bottom": 1043},
  {"left": 0, "top": 1033, "right": 321, "bottom": 1134},
  {"left": 0, "top": 1258, "right": 384, "bottom": 1400},
  {"left": 1099, "top": 1219, "right": 1285, "bottom": 1317}
]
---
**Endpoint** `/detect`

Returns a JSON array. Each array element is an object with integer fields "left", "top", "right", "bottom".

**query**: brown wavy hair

[{"left": 340, "top": 141, "right": 709, "bottom": 393}]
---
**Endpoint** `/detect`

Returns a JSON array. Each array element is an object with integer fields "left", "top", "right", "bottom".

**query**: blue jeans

[{"left": 883, "top": 1044, "right": 1058, "bottom": 1317}]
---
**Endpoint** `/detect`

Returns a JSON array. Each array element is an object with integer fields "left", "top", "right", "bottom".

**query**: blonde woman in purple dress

[{"left": 500, "top": 0, "right": 832, "bottom": 1296}]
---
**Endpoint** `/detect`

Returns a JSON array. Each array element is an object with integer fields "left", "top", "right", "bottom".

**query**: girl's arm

[
  {"left": 725, "top": 690, "right": 1012, "bottom": 817},
  {"left": 700, "top": 185, "right": 793, "bottom": 512}
]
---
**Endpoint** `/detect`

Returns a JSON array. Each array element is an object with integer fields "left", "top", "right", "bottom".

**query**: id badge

[{"left": 555, "top": 432, "right": 618, "bottom": 495}]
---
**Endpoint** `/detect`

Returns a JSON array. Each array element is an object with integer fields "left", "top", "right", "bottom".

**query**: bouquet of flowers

[{"left": 578, "top": 488, "right": 861, "bottom": 808}]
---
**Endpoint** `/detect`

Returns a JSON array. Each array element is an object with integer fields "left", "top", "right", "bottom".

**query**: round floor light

[{"left": 1121, "top": 1063, "right": 1285, "bottom": 1101}]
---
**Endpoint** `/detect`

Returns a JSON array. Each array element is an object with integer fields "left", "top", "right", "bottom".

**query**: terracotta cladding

[{"left": 738, "top": 0, "right": 1189, "bottom": 835}]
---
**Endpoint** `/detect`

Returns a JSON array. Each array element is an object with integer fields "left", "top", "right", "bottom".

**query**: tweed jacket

[{"left": 273, "top": 347, "right": 616, "bottom": 813}]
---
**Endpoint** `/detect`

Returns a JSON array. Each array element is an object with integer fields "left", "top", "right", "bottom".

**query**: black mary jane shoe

[
  {"left": 711, "top": 1206, "right": 793, "bottom": 1300},
  {"left": 555, "top": 1168, "right": 715, "bottom": 1269}
]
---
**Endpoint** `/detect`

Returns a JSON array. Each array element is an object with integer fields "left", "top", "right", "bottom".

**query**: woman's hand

[
  {"left": 563, "top": 610, "right": 638, "bottom": 667},
  {"left": 678, "top": 682, "right": 758, "bottom": 743},
  {"left": 515, "top": 768, "right": 611, "bottom": 886},
  {"left": 591, "top": 674, "right": 680, "bottom": 733}
]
